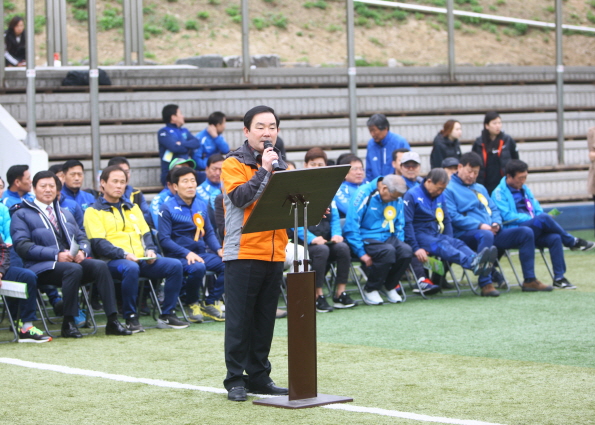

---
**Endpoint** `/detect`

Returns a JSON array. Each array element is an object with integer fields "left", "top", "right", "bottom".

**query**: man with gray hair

[
  {"left": 343, "top": 174, "right": 413, "bottom": 305},
  {"left": 404, "top": 168, "right": 498, "bottom": 296},
  {"left": 366, "top": 114, "right": 410, "bottom": 181}
]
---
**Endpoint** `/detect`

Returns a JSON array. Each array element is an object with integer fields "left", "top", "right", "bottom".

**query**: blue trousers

[
  {"left": 4, "top": 266, "right": 38, "bottom": 323},
  {"left": 181, "top": 252, "right": 225, "bottom": 305},
  {"left": 108, "top": 257, "right": 183, "bottom": 318},
  {"left": 520, "top": 213, "right": 575, "bottom": 280},
  {"left": 459, "top": 227, "right": 535, "bottom": 282},
  {"left": 417, "top": 233, "right": 490, "bottom": 287}
]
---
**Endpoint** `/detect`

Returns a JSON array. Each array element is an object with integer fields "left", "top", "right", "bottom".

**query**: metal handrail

[{"left": 357, "top": 0, "right": 595, "bottom": 34}]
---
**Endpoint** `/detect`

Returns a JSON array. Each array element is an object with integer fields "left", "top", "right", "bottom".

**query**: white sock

[{"left": 22, "top": 322, "right": 33, "bottom": 331}]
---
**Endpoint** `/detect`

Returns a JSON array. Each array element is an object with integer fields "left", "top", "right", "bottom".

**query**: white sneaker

[
  {"left": 380, "top": 288, "right": 402, "bottom": 303},
  {"left": 362, "top": 290, "right": 383, "bottom": 305}
]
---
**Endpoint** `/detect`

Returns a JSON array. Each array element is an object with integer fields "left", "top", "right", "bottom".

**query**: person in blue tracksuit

[
  {"left": 158, "top": 166, "right": 225, "bottom": 322},
  {"left": 492, "top": 160, "right": 594, "bottom": 289},
  {"left": 444, "top": 152, "right": 551, "bottom": 292},
  {"left": 60, "top": 160, "right": 96, "bottom": 212},
  {"left": 343, "top": 174, "right": 412, "bottom": 305},
  {"left": 398, "top": 151, "right": 424, "bottom": 189},
  {"left": 196, "top": 153, "right": 224, "bottom": 209},
  {"left": 158, "top": 104, "right": 201, "bottom": 186},
  {"left": 365, "top": 114, "right": 410, "bottom": 181},
  {"left": 404, "top": 168, "right": 498, "bottom": 296},
  {"left": 192, "top": 111, "right": 230, "bottom": 171},
  {"left": 333, "top": 154, "right": 366, "bottom": 218}
]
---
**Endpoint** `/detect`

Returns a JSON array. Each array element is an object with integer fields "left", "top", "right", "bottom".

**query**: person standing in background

[{"left": 588, "top": 127, "right": 595, "bottom": 236}]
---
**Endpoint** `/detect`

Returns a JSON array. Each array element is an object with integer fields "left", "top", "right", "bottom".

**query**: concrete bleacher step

[
  {"left": 2, "top": 84, "right": 595, "bottom": 124},
  {"left": 3, "top": 65, "right": 595, "bottom": 90}
]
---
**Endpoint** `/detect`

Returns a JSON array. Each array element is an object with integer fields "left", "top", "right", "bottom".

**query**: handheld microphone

[{"left": 263, "top": 141, "right": 280, "bottom": 170}]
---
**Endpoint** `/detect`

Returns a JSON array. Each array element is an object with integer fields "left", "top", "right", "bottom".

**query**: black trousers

[
  {"left": 308, "top": 242, "right": 350, "bottom": 289},
  {"left": 363, "top": 236, "right": 413, "bottom": 291},
  {"left": 223, "top": 259, "right": 283, "bottom": 391},
  {"left": 37, "top": 259, "right": 117, "bottom": 318}
]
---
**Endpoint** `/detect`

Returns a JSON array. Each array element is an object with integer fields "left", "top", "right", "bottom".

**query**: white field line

[{"left": 0, "top": 357, "right": 506, "bottom": 425}]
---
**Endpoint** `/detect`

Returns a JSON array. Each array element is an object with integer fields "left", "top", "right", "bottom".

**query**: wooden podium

[{"left": 242, "top": 165, "right": 354, "bottom": 409}]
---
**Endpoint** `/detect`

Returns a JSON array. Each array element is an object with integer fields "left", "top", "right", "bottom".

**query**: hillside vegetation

[{"left": 6, "top": 0, "right": 595, "bottom": 67}]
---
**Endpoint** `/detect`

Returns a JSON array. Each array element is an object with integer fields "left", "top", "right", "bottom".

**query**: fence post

[
  {"left": 555, "top": 0, "right": 565, "bottom": 166},
  {"left": 88, "top": 0, "right": 101, "bottom": 190},
  {"left": 346, "top": 0, "right": 358, "bottom": 155},
  {"left": 25, "top": 0, "right": 39, "bottom": 149},
  {"left": 447, "top": 0, "right": 455, "bottom": 81}
]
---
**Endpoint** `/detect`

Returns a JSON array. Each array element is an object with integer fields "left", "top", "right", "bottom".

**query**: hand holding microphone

[{"left": 262, "top": 141, "right": 280, "bottom": 172}]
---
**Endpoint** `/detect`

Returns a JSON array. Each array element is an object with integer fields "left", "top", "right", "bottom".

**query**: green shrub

[
  {"left": 162, "top": 14, "right": 180, "bottom": 33},
  {"left": 303, "top": 1, "right": 327, "bottom": 9},
  {"left": 143, "top": 23, "right": 163, "bottom": 39},
  {"left": 252, "top": 17, "right": 268, "bottom": 30},
  {"left": 197, "top": 11, "right": 210, "bottom": 20},
  {"left": 471, "top": 6, "right": 483, "bottom": 13},
  {"left": 226, "top": 5, "right": 240, "bottom": 17},
  {"left": 270, "top": 13, "right": 288, "bottom": 29},
  {"left": 231, "top": 15, "right": 241, "bottom": 24},
  {"left": 34, "top": 16, "right": 46, "bottom": 34},
  {"left": 99, "top": 7, "right": 123, "bottom": 31},
  {"left": 392, "top": 10, "right": 408, "bottom": 21},
  {"left": 513, "top": 22, "right": 528, "bottom": 35},
  {"left": 208, "top": 0, "right": 221, "bottom": 4},
  {"left": 185, "top": 20, "right": 199, "bottom": 30},
  {"left": 144, "top": 51, "right": 156, "bottom": 59},
  {"left": 3, "top": 1, "right": 15, "bottom": 11},
  {"left": 73, "top": 9, "right": 88, "bottom": 21},
  {"left": 588, "top": 11, "right": 595, "bottom": 24}
]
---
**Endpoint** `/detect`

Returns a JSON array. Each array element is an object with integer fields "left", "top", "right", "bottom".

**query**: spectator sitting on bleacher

[
  {"left": 404, "top": 168, "right": 499, "bottom": 297},
  {"left": 445, "top": 152, "right": 551, "bottom": 292},
  {"left": 61, "top": 160, "right": 96, "bottom": 212},
  {"left": 0, "top": 233, "right": 51, "bottom": 342},
  {"left": 84, "top": 165, "right": 187, "bottom": 332},
  {"left": 472, "top": 111, "right": 519, "bottom": 195},
  {"left": 442, "top": 157, "right": 459, "bottom": 177},
  {"left": 400, "top": 151, "right": 424, "bottom": 189},
  {"left": 192, "top": 111, "right": 230, "bottom": 171},
  {"left": 365, "top": 114, "right": 410, "bottom": 181},
  {"left": 334, "top": 154, "right": 365, "bottom": 218},
  {"left": 492, "top": 159, "right": 594, "bottom": 289},
  {"left": 151, "top": 158, "right": 197, "bottom": 230},
  {"left": 343, "top": 174, "right": 412, "bottom": 305},
  {"left": 196, "top": 153, "right": 224, "bottom": 210},
  {"left": 298, "top": 148, "right": 355, "bottom": 312},
  {"left": 48, "top": 164, "right": 64, "bottom": 182},
  {"left": 107, "top": 156, "right": 153, "bottom": 228},
  {"left": 158, "top": 104, "right": 201, "bottom": 187},
  {"left": 158, "top": 166, "right": 225, "bottom": 322},
  {"left": 2, "top": 164, "right": 33, "bottom": 208},
  {"left": 430, "top": 120, "right": 462, "bottom": 169},
  {"left": 10, "top": 171, "right": 131, "bottom": 338},
  {"left": 391, "top": 148, "right": 410, "bottom": 176}
]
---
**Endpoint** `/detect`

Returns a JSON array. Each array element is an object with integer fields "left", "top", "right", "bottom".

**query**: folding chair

[
  {"left": 343, "top": 258, "right": 408, "bottom": 304},
  {"left": 0, "top": 294, "right": 19, "bottom": 343},
  {"left": 407, "top": 258, "right": 466, "bottom": 299},
  {"left": 502, "top": 247, "right": 553, "bottom": 288}
]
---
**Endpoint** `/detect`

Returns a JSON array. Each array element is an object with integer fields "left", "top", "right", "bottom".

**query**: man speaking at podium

[{"left": 221, "top": 105, "right": 289, "bottom": 402}]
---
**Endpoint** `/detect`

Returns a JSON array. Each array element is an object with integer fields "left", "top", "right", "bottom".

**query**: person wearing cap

[
  {"left": 492, "top": 159, "right": 594, "bottom": 289},
  {"left": 158, "top": 104, "right": 201, "bottom": 187},
  {"left": 404, "top": 168, "right": 499, "bottom": 297},
  {"left": 343, "top": 174, "right": 412, "bottom": 305},
  {"left": 151, "top": 158, "right": 197, "bottom": 230},
  {"left": 400, "top": 151, "right": 424, "bottom": 189},
  {"left": 391, "top": 148, "right": 410, "bottom": 176},
  {"left": 445, "top": 152, "right": 551, "bottom": 293},
  {"left": 365, "top": 114, "right": 410, "bottom": 181},
  {"left": 431, "top": 120, "right": 463, "bottom": 169},
  {"left": 442, "top": 157, "right": 459, "bottom": 177}
]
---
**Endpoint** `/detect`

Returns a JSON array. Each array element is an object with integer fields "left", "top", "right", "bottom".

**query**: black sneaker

[
  {"left": 125, "top": 314, "right": 145, "bottom": 333},
  {"left": 332, "top": 292, "right": 356, "bottom": 309},
  {"left": 553, "top": 277, "right": 577, "bottom": 289},
  {"left": 157, "top": 313, "right": 189, "bottom": 329},
  {"left": 315, "top": 295, "right": 333, "bottom": 313},
  {"left": 18, "top": 326, "right": 52, "bottom": 343},
  {"left": 571, "top": 238, "right": 595, "bottom": 251}
]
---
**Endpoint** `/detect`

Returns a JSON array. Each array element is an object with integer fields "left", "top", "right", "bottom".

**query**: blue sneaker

[{"left": 75, "top": 309, "right": 87, "bottom": 327}]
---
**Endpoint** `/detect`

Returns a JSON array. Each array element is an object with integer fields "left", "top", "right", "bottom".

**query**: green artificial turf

[{"left": 1, "top": 248, "right": 594, "bottom": 424}]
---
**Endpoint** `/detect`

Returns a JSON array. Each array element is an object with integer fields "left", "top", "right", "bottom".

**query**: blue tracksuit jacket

[
  {"left": 191, "top": 128, "right": 230, "bottom": 170},
  {"left": 491, "top": 177, "right": 543, "bottom": 228},
  {"left": 444, "top": 173, "right": 502, "bottom": 238},
  {"left": 158, "top": 194, "right": 221, "bottom": 259},
  {"left": 334, "top": 181, "right": 363, "bottom": 217},
  {"left": 2, "top": 189, "right": 34, "bottom": 209},
  {"left": 196, "top": 178, "right": 221, "bottom": 210},
  {"left": 365, "top": 131, "right": 410, "bottom": 181},
  {"left": 343, "top": 177, "right": 405, "bottom": 258},
  {"left": 61, "top": 185, "right": 96, "bottom": 212},
  {"left": 158, "top": 123, "right": 201, "bottom": 185},
  {"left": 150, "top": 188, "right": 174, "bottom": 230}
]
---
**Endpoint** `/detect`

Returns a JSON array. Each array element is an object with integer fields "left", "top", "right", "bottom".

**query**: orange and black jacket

[
  {"left": 221, "top": 141, "right": 288, "bottom": 262},
  {"left": 472, "top": 130, "right": 519, "bottom": 194}
]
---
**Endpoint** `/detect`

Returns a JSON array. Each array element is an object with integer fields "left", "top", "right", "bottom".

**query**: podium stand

[{"left": 243, "top": 165, "right": 354, "bottom": 409}]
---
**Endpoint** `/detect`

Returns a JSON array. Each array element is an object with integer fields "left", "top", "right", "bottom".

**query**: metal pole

[
  {"left": 136, "top": 0, "right": 144, "bottom": 65},
  {"left": 25, "top": 0, "right": 39, "bottom": 149},
  {"left": 88, "top": 0, "right": 101, "bottom": 190},
  {"left": 0, "top": 0, "right": 4, "bottom": 87},
  {"left": 555, "top": 0, "right": 564, "bottom": 165},
  {"left": 123, "top": 0, "right": 132, "bottom": 65},
  {"left": 59, "top": 0, "right": 68, "bottom": 65},
  {"left": 46, "top": 0, "right": 55, "bottom": 66},
  {"left": 346, "top": 0, "right": 358, "bottom": 154},
  {"left": 241, "top": 0, "right": 250, "bottom": 83},
  {"left": 447, "top": 0, "right": 455, "bottom": 81}
]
